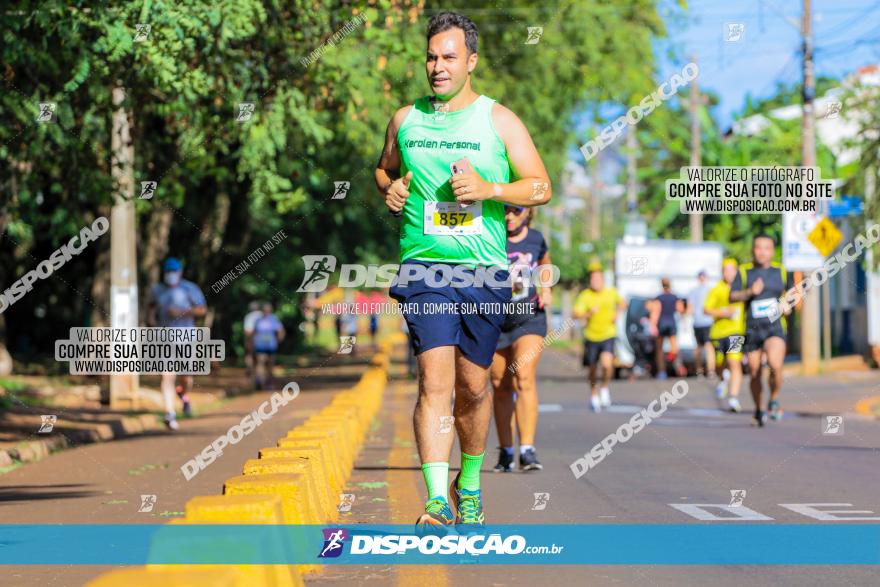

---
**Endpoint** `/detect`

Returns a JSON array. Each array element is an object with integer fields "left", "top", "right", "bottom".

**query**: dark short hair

[
  {"left": 753, "top": 233, "right": 776, "bottom": 246},
  {"left": 427, "top": 12, "right": 478, "bottom": 55}
]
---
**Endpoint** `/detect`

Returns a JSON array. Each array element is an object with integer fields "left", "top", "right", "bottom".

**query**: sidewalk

[
  {"left": 0, "top": 350, "right": 377, "bottom": 472},
  {"left": 1, "top": 348, "right": 382, "bottom": 587}
]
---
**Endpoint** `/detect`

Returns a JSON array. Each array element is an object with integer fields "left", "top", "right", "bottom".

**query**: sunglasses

[{"left": 505, "top": 206, "right": 526, "bottom": 215}]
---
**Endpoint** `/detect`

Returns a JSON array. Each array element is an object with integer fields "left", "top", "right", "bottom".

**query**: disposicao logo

[{"left": 318, "top": 528, "right": 348, "bottom": 558}]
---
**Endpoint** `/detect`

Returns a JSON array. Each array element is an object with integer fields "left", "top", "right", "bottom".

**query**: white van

[{"left": 613, "top": 238, "right": 724, "bottom": 374}]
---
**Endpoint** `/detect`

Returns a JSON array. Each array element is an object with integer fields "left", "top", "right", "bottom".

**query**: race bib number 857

[{"left": 424, "top": 201, "right": 482, "bottom": 236}]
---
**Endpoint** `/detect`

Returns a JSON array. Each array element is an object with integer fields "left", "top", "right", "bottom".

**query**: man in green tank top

[{"left": 375, "top": 11, "right": 552, "bottom": 529}]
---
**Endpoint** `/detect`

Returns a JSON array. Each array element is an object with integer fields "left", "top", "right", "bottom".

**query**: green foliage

[{"left": 2, "top": 0, "right": 669, "bottom": 355}]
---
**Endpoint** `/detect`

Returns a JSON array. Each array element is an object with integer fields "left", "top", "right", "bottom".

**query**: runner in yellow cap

[
  {"left": 573, "top": 263, "right": 626, "bottom": 412},
  {"left": 703, "top": 258, "right": 745, "bottom": 412}
]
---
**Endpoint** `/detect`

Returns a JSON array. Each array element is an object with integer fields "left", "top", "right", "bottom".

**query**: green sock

[
  {"left": 458, "top": 451, "right": 484, "bottom": 492},
  {"left": 421, "top": 462, "right": 449, "bottom": 500}
]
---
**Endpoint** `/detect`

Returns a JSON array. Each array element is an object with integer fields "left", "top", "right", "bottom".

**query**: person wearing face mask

[
  {"left": 147, "top": 257, "right": 207, "bottom": 430},
  {"left": 489, "top": 206, "right": 551, "bottom": 473}
]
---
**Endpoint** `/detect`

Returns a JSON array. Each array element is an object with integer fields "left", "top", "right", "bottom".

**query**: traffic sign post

[
  {"left": 807, "top": 217, "right": 843, "bottom": 257},
  {"left": 783, "top": 212, "right": 824, "bottom": 271}
]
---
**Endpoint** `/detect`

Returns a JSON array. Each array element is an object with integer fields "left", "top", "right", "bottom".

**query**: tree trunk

[
  {"left": 0, "top": 314, "right": 12, "bottom": 376},
  {"left": 89, "top": 206, "right": 112, "bottom": 327},
  {"left": 139, "top": 206, "right": 173, "bottom": 318}
]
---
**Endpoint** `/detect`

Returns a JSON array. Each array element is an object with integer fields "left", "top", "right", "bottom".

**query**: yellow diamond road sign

[{"left": 807, "top": 217, "right": 843, "bottom": 257}]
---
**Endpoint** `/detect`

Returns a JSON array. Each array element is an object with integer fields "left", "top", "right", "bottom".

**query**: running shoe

[
  {"left": 449, "top": 474, "right": 485, "bottom": 527},
  {"left": 590, "top": 395, "right": 602, "bottom": 412},
  {"left": 715, "top": 381, "right": 728, "bottom": 400},
  {"left": 599, "top": 387, "right": 611, "bottom": 407},
  {"left": 415, "top": 497, "right": 454, "bottom": 529},
  {"left": 657, "top": 371, "right": 669, "bottom": 381},
  {"left": 164, "top": 413, "right": 179, "bottom": 431},
  {"left": 519, "top": 448, "right": 543, "bottom": 471},
  {"left": 768, "top": 400, "right": 783, "bottom": 421},
  {"left": 727, "top": 397, "right": 741, "bottom": 413},
  {"left": 493, "top": 448, "right": 515, "bottom": 473},
  {"left": 182, "top": 398, "right": 193, "bottom": 418},
  {"left": 751, "top": 410, "right": 767, "bottom": 427}
]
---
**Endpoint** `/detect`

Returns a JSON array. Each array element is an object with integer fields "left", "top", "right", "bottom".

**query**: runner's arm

[
  {"left": 728, "top": 271, "right": 753, "bottom": 302},
  {"left": 146, "top": 285, "right": 158, "bottom": 326},
  {"left": 374, "top": 107, "right": 412, "bottom": 196},
  {"left": 572, "top": 291, "right": 588, "bottom": 319},
  {"left": 451, "top": 104, "right": 551, "bottom": 207},
  {"left": 616, "top": 295, "right": 626, "bottom": 317},
  {"left": 537, "top": 251, "right": 553, "bottom": 309},
  {"left": 703, "top": 301, "right": 734, "bottom": 319},
  {"left": 647, "top": 299, "right": 660, "bottom": 327},
  {"left": 188, "top": 286, "right": 207, "bottom": 318}
]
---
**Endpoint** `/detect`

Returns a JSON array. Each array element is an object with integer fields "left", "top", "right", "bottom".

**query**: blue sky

[{"left": 659, "top": 0, "right": 880, "bottom": 128}]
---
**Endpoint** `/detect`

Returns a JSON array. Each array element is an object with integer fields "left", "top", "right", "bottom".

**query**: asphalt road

[
  {"left": 1, "top": 347, "right": 878, "bottom": 586},
  {"left": 325, "top": 348, "right": 880, "bottom": 586}
]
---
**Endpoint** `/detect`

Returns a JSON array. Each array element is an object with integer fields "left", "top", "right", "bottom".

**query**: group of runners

[{"left": 376, "top": 11, "right": 795, "bottom": 530}]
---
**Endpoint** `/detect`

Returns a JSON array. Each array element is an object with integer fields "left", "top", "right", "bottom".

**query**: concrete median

[
  {"left": 257, "top": 447, "right": 335, "bottom": 521},
  {"left": 86, "top": 347, "right": 389, "bottom": 587},
  {"left": 242, "top": 458, "right": 330, "bottom": 522}
]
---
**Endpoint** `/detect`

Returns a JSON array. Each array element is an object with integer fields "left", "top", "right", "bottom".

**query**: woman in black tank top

[
  {"left": 489, "top": 205, "right": 552, "bottom": 472},
  {"left": 649, "top": 277, "right": 685, "bottom": 379}
]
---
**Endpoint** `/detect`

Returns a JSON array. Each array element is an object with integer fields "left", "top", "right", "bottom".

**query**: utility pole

[
  {"left": 626, "top": 128, "right": 638, "bottom": 213},
  {"left": 110, "top": 85, "right": 140, "bottom": 408},
  {"left": 689, "top": 53, "right": 703, "bottom": 243},
  {"left": 589, "top": 156, "right": 601, "bottom": 241},
  {"left": 800, "top": 0, "right": 821, "bottom": 375}
]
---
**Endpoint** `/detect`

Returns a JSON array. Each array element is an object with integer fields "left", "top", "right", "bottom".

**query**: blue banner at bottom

[{"left": 0, "top": 524, "right": 878, "bottom": 565}]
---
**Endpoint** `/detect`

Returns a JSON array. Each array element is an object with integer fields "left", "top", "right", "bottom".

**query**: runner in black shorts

[
  {"left": 573, "top": 265, "right": 625, "bottom": 412},
  {"left": 687, "top": 270, "right": 715, "bottom": 378},
  {"left": 649, "top": 277, "right": 684, "bottom": 379},
  {"left": 490, "top": 206, "right": 551, "bottom": 472},
  {"left": 729, "top": 234, "right": 793, "bottom": 426},
  {"left": 376, "top": 12, "right": 552, "bottom": 529}
]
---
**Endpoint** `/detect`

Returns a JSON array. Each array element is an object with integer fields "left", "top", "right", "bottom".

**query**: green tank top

[{"left": 397, "top": 94, "right": 510, "bottom": 268}]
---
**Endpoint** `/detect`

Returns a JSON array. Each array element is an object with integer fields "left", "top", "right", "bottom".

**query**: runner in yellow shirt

[
  {"left": 573, "top": 264, "right": 626, "bottom": 412},
  {"left": 703, "top": 258, "right": 746, "bottom": 413}
]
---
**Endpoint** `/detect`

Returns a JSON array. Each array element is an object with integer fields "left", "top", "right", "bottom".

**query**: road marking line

[{"left": 537, "top": 403, "right": 563, "bottom": 413}]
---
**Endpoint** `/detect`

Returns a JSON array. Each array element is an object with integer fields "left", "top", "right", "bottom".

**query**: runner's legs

[
  {"left": 509, "top": 334, "right": 543, "bottom": 447},
  {"left": 414, "top": 345, "right": 457, "bottom": 463},
  {"left": 599, "top": 349, "right": 613, "bottom": 391},
  {"left": 160, "top": 372, "right": 177, "bottom": 415},
  {"left": 453, "top": 348, "right": 493, "bottom": 456},
  {"left": 764, "top": 336, "right": 786, "bottom": 403},
  {"left": 747, "top": 349, "right": 765, "bottom": 411},
  {"left": 490, "top": 347, "right": 516, "bottom": 448}
]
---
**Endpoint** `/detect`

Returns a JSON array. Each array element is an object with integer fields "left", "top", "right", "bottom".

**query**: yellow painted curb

[
  {"left": 249, "top": 452, "right": 332, "bottom": 521},
  {"left": 277, "top": 437, "right": 344, "bottom": 497},
  {"left": 242, "top": 458, "right": 329, "bottom": 522},
  {"left": 185, "top": 494, "right": 283, "bottom": 522},
  {"left": 88, "top": 349, "right": 390, "bottom": 587},
  {"left": 305, "top": 415, "right": 357, "bottom": 459},
  {"left": 855, "top": 396, "right": 880, "bottom": 418},
  {"left": 224, "top": 474, "right": 312, "bottom": 525},
  {"left": 181, "top": 495, "right": 305, "bottom": 587},
  {"left": 85, "top": 567, "right": 243, "bottom": 587},
  {"left": 295, "top": 425, "right": 354, "bottom": 481},
  {"left": 284, "top": 428, "right": 351, "bottom": 484}
]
